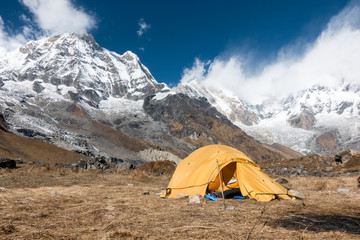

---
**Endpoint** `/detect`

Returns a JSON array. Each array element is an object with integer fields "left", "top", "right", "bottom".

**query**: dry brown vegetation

[
  {"left": 0, "top": 130, "right": 89, "bottom": 165},
  {"left": 1, "top": 164, "right": 359, "bottom": 240}
]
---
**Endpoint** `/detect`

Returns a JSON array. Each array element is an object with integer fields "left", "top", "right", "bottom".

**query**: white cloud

[
  {"left": 181, "top": 1, "right": 360, "bottom": 104},
  {"left": 0, "top": 0, "right": 96, "bottom": 53},
  {"left": 0, "top": 16, "right": 28, "bottom": 53},
  {"left": 181, "top": 58, "right": 207, "bottom": 83},
  {"left": 21, "top": 0, "right": 96, "bottom": 35},
  {"left": 137, "top": 18, "right": 151, "bottom": 37}
]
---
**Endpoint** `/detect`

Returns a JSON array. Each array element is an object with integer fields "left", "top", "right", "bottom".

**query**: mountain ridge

[
  {"left": 178, "top": 78, "right": 360, "bottom": 155},
  {"left": 0, "top": 33, "right": 293, "bottom": 165}
]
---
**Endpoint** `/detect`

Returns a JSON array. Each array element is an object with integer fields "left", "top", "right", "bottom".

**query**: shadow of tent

[{"left": 269, "top": 214, "right": 360, "bottom": 235}]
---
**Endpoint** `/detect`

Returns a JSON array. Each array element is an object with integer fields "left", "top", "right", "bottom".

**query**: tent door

[{"left": 208, "top": 162, "right": 237, "bottom": 192}]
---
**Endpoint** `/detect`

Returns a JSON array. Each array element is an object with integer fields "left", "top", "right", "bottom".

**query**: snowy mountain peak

[
  {"left": 0, "top": 33, "right": 171, "bottom": 160},
  {"left": 176, "top": 79, "right": 259, "bottom": 126},
  {"left": 121, "top": 50, "right": 138, "bottom": 61},
  {"left": 0, "top": 33, "right": 167, "bottom": 106},
  {"left": 280, "top": 81, "right": 360, "bottom": 118},
  {"left": 176, "top": 78, "right": 360, "bottom": 154},
  {"left": 18, "top": 33, "right": 102, "bottom": 59}
]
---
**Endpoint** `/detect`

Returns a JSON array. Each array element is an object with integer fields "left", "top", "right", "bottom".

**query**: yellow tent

[{"left": 163, "top": 145, "right": 294, "bottom": 202}]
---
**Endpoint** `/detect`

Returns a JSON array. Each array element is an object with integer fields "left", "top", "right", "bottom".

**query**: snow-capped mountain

[
  {"left": 0, "top": 33, "right": 289, "bottom": 164},
  {"left": 0, "top": 33, "right": 168, "bottom": 103},
  {"left": 178, "top": 79, "right": 360, "bottom": 155},
  {"left": 0, "top": 33, "right": 174, "bottom": 163},
  {"left": 176, "top": 79, "right": 259, "bottom": 126}
]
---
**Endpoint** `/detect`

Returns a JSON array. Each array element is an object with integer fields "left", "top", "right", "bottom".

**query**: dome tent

[{"left": 163, "top": 145, "right": 295, "bottom": 202}]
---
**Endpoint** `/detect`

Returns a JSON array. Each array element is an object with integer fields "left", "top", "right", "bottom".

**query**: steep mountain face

[
  {"left": 143, "top": 93, "right": 284, "bottom": 161},
  {"left": 0, "top": 33, "right": 289, "bottom": 165},
  {"left": 0, "top": 33, "right": 167, "bottom": 103},
  {"left": 177, "top": 80, "right": 259, "bottom": 126},
  {"left": 0, "top": 33, "right": 178, "bottom": 164},
  {"left": 178, "top": 80, "right": 360, "bottom": 155}
]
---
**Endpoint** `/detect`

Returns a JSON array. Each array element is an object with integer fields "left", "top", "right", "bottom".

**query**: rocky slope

[
  {"left": 143, "top": 93, "right": 290, "bottom": 161},
  {"left": 0, "top": 33, "right": 292, "bottom": 165},
  {"left": 0, "top": 113, "right": 88, "bottom": 164},
  {"left": 0, "top": 33, "right": 182, "bottom": 164}
]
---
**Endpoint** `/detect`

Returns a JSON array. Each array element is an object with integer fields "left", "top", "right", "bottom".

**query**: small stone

[
  {"left": 337, "top": 188, "right": 350, "bottom": 193},
  {"left": 276, "top": 178, "right": 289, "bottom": 184},
  {"left": 15, "top": 158, "right": 24, "bottom": 164},
  {"left": 35, "top": 160, "right": 46, "bottom": 166},
  {"left": 50, "top": 190, "right": 58, "bottom": 196},
  {"left": 175, "top": 193, "right": 188, "bottom": 199},
  {"left": 189, "top": 194, "right": 203, "bottom": 204},
  {"left": 127, "top": 184, "right": 134, "bottom": 187},
  {"left": 157, "top": 190, "right": 166, "bottom": 197},
  {"left": 221, "top": 206, "right": 235, "bottom": 210},
  {"left": 289, "top": 189, "right": 305, "bottom": 199},
  {"left": 143, "top": 191, "right": 150, "bottom": 195},
  {"left": 0, "top": 187, "right": 6, "bottom": 191},
  {"left": 325, "top": 167, "right": 333, "bottom": 172}
]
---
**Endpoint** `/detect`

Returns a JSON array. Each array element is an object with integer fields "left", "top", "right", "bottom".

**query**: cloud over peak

[
  {"left": 0, "top": 0, "right": 96, "bottom": 53},
  {"left": 21, "top": 0, "right": 96, "bottom": 35},
  {"left": 181, "top": 1, "right": 360, "bottom": 104}
]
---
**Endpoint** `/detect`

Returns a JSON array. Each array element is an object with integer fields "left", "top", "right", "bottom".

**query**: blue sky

[
  {"left": 1, "top": 0, "right": 360, "bottom": 103},
  {"left": 85, "top": 0, "right": 349, "bottom": 86},
  {"left": 97, "top": 1, "right": 351, "bottom": 86},
  {"left": 0, "top": 0, "right": 349, "bottom": 85}
]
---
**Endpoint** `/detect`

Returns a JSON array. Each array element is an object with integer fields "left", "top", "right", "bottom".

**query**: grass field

[{"left": 1, "top": 164, "right": 359, "bottom": 239}]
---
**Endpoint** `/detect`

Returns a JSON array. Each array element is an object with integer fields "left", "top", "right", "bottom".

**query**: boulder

[
  {"left": 0, "top": 158, "right": 16, "bottom": 169},
  {"left": 15, "top": 158, "right": 24, "bottom": 164},
  {"left": 289, "top": 189, "right": 305, "bottom": 199},
  {"left": 73, "top": 160, "right": 88, "bottom": 169},
  {"left": 116, "top": 160, "right": 143, "bottom": 170},
  {"left": 109, "top": 157, "right": 124, "bottom": 164},
  {"left": 116, "top": 162, "right": 134, "bottom": 169},
  {"left": 87, "top": 157, "right": 110, "bottom": 169},
  {"left": 34, "top": 160, "right": 47, "bottom": 166},
  {"left": 189, "top": 194, "right": 203, "bottom": 204}
]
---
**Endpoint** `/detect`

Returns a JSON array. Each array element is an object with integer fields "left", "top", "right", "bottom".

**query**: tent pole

[{"left": 216, "top": 159, "right": 226, "bottom": 208}]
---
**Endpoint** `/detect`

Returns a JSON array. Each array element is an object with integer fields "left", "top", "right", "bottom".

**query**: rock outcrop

[
  {"left": 144, "top": 93, "right": 284, "bottom": 161},
  {"left": 0, "top": 158, "right": 16, "bottom": 169}
]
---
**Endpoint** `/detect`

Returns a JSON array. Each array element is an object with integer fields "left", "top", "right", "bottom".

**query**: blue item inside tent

[
  {"left": 205, "top": 194, "right": 218, "bottom": 201},
  {"left": 233, "top": 196, "right": 248, "bottom": 199}
]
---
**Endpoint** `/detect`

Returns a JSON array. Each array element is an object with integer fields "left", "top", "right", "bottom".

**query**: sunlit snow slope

[{"left": 178, "top": 79, "right": 360, "bottom": 154}]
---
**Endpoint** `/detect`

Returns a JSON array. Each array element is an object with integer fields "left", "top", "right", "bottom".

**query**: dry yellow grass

[
  {"left": 313, "top": 180, "right": 328, "bottom": 191},
  {"left": 0, "top": 165, "right": 359, "bottom": 239}
]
